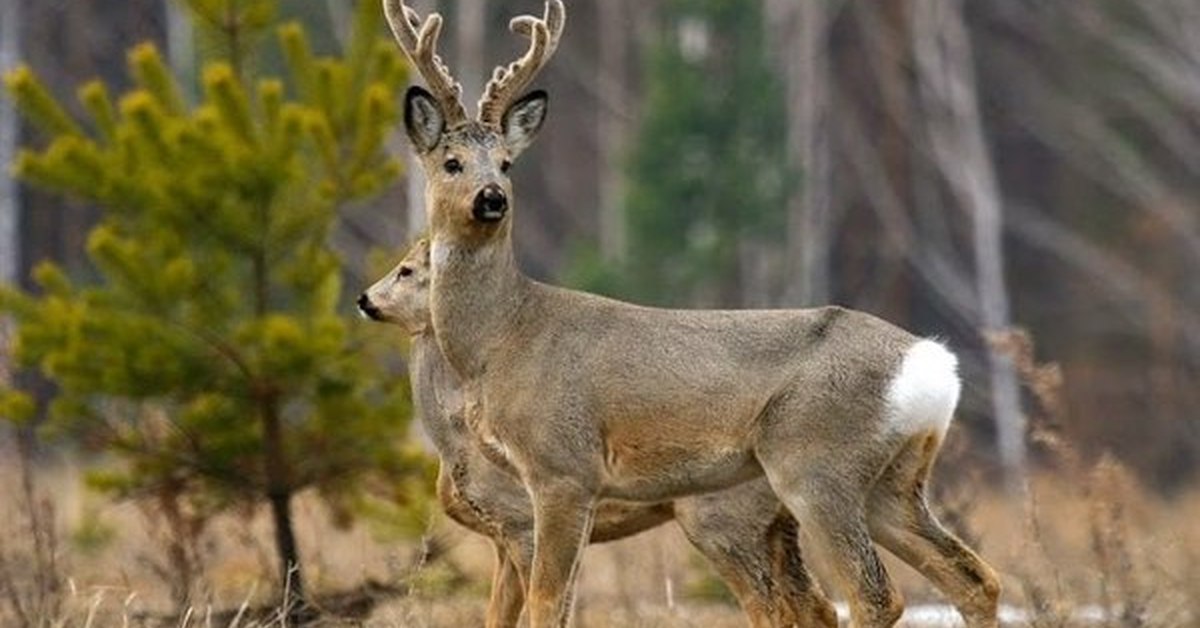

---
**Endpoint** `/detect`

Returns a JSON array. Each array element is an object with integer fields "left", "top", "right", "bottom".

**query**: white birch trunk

[{"left": 912, "top": 0, "right": 1026, "bottom": 491}]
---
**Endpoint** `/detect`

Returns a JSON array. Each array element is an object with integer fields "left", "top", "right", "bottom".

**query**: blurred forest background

[{"left": 0, "top": 0, "right": 1198, "bottom": 625}]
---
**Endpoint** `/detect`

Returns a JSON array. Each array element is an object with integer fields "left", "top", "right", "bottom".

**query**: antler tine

[
  {"left": 510, "top": 0, "right": 564, "bottom": 59},
  {"left": 478, "top": 0, "right": 565, "bottom": 127},
  {"left": 383, "top": 0, "right": 469, "bottom": 125}
]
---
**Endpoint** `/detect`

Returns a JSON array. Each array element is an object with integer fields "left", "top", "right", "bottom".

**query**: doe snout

[
  {"left": 357, "top": 293, "right": 381, "bottom": 321},
  {"left": 473, "top": 184, "right": 508, "bottom": 223}
]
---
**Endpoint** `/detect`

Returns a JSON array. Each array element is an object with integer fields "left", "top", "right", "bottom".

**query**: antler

[
  {"left": 477, "top": 0, "right": 565, "bottom": 127},
  {"left": 383, "top": 0, "right": 469, "bottom": 126}
]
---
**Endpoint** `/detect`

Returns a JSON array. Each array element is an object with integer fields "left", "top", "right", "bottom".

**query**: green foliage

[
  {"left": 0, "top": 0, "right": 423, "bottom": 569},
  {"left": 567, "top": 0, "right": 791, "bottom": 306},
  {"left": 0, "top": 389, "right": 35, "bottom": 426}
]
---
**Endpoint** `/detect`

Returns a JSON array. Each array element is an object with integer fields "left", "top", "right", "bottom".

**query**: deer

[
  {"left": 358, "top": 238, "right": 837, "bottom": 627},
  {"left": 382, "top": 1, "right": 1001, "bottom": 626}
]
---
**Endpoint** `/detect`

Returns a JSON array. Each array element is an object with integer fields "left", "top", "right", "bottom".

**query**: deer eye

[
  {"left": 500, "top": 159, "right": 512, "bottom": 174},
  {"left": 443, "top": 158, "right": 463, "bottom": 174},
  {"left": 397, "top": 266, "right": 414, "bottom": 279}
]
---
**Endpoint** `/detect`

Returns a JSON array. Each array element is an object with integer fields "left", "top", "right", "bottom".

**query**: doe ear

[
  {"left": 501, "top": 90, "right": 548, "bottom": 158},
  {"left": 404, "top": 86, "right": 445, "bottom": 153}
]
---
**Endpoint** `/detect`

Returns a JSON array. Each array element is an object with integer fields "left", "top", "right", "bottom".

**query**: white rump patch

[{"left": 884, "top": 339, "right": 961, "bottom": 437}]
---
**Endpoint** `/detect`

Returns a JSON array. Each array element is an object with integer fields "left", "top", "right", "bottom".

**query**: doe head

[{"left": 358, "top": 237, "right": 433, "bottom": 334}]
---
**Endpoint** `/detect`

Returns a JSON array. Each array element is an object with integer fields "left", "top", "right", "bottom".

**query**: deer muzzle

[
  {"left": 472, "top": 184, "right": 508, "bottom": 223},
  {"left": 357, "top": 293, "right": 381, "bottom": 321}
]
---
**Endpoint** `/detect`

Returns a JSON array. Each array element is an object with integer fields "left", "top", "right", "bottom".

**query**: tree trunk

[
  {"left": 782, "top": 1, "right": 837, "bottom": 307},
  {"left": 455, "top": 0, "right": 485, "bottom": 111},
  {"left": 0, "top": 0, "right": 19, "bottom": 424},
  {"left": 596, "top": 0, "right": 629, "bottom": 262},
  {"left": 252, "top": 234, "right": 304, "bottom": 610},
  {"left": 262, "top": 391, "right": 304, "bottom": 608},
  {"left": 165, "top": 0, "right": 195, "bottom": 102},
  {"left": 840, "top": 1, "right": 916, "bottom": 321},
  {"left": 912, "top": 0, "right": 1026, "bottom": 491},
  {"left": 1, "top": 0, "right": 20, "bottom": 289}
]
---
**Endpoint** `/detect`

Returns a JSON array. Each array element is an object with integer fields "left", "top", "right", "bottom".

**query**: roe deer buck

[
  {"left": 359, "top": 238, "right": 837, "bottom": 627},
  {"left": 382, "top": 1, "right": 1000, "bottom": 626}
]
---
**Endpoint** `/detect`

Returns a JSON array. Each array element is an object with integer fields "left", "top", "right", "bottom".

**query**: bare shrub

[
  {"left": 134, "top": 482, "right": 212, "bottom": 612},
  {"left": 988, "top": 327, "right": 1187, "bottom": 627},
  {"left": 0, "top": 437, "right": 65, "bottom": 627}
]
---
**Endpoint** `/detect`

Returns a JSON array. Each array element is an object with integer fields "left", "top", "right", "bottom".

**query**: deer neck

[
  {"left": 428, "top": 233, "right": 531, "bottom": 379},
  {"left": 410, "top": 331, "right": 470, "bottom": 459}
]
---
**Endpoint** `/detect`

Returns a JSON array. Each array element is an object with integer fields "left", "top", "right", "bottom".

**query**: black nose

[
  {"left": 473, "top": 184, "right": 508, "bottom": 222},
  {"left": 357, "top": 293, "right": 380, "bottom": 320}
]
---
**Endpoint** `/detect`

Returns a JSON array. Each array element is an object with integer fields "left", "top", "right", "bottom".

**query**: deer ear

[
  {"left": 501, "top": 90, "right": 548, "bottom": 158},
  {"left": 404, "top": 86, "right": 445, "bottom": 153}
]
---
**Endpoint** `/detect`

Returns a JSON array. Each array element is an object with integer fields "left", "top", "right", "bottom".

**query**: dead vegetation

[
  {"left": 984, "top": 328, "right": 1195, "bottom": 627},
  {"left": 1, "top": 459, "right": 1197, "bottom": 627},
  {"left": 0, "top": 329, "right": 1196, "bottom": 627},
  {"left": 0, "top": 436, "right": 65, "bottom": 627}
]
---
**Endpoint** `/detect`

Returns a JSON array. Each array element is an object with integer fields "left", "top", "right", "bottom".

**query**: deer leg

[
  {"left": 526, "top": 480, "right": 595, "bottom": 628},
  {"left": 764, "top": 513, "right": 840, "bottom": 628},
  {"left": 675, "top": 494, "right": 837, "bottom": 628},
  {"left": 867, "top": 434, "right": 1001, "bottom": 628},
  {"left": 763, "top": 464, "right": 903, "bottom": 628},
  {"left": 485, "top": 541, "right": 527, "bottom": 628},
  {"left": 675, "top": 513, "right": 775, "bottom": 628}
]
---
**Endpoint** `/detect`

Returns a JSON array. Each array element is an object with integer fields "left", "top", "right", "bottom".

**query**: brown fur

[
  {"left": 412, "top": 112, "right": 1000, "bottom": 628},
  {"left": 360, "top": 240, "right": 837, "bottom": 628},
  {"left": 383, "top": 1, "right": 999, "bottom": 626}
]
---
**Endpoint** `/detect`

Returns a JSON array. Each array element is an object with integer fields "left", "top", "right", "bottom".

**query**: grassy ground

[{"left": 2, "top": 443, "right": 1197, "bottom": 627}]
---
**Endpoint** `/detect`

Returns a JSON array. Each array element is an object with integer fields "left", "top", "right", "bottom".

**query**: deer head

[
  {"left": 357, "top": 237, "right": 432, "bottom": 333},
  {"left": 384, "top": 0, "right": 563, "bottom": 244}
]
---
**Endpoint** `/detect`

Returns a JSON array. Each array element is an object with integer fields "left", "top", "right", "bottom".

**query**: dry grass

[
  {"left": 1, "top": 330, "right": 1196, "bottom": 627},
  {"left": 3, "top": 455, "right": 1197, "bottom": 627}
]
